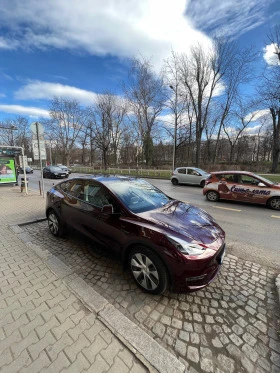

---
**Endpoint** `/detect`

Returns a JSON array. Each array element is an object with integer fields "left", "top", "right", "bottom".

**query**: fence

[{"left": 71, "top": 166, "right": 172, "bottom": 179}]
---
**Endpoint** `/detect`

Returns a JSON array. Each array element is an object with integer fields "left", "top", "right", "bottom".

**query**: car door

[
  {"left": 62, "top": 180, "right": 126, "bottom": 253},
  {"left": 217, "top": 173, "right": 238, "bottom": 201},
  {"left": 176, "top": 168, "right": 187, "bottom": 183},
  {"left": 186, "top": 168, "right": 201, "bottom": 185},
  {"left": 233, "top": 174, "right": 272, "bottom": 204}
]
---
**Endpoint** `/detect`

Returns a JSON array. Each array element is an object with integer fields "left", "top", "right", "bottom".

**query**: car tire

[
  {"left": 47, "top": 210, "right": 64, "bottom": 237},
  {"left": 206, "top": 190, "right": 220, "bottom": 202},
  {"left": 200, "top": 180, "right": 205, "bottom": 188},
  {"left": 171, "top": 178, "right": 179, "bottom": 186},
  {"left": 129, "top": 246, "right": 168, "bottom": 295},
  {"left": 268, "top": 197, "right": 280, "bottom": 210}
]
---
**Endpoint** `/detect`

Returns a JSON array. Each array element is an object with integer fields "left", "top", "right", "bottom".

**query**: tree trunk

[{"left": 270, "top": 108, "right": 280, "bottom": 173}]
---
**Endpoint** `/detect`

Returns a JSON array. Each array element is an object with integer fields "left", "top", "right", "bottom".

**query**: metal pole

[
  {"left": 36, "top": 122, "right": 45, "bottom": 198},
  {"left": 172, "top": 117, "right": 177, "bottom": 171},
  {"left": 22, "top": 146, "right": 28, "bottom": 195},
  {"left": 49, "top": 142, "right": 52, "bottom": 165}
]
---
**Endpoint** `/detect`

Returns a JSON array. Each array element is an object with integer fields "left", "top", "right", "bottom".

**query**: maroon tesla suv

[{"left": 46, "top": 176, "right": 226, "bottom": 294}]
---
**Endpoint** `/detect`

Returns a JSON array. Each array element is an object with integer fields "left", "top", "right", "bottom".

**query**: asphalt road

[{"left": 24, "top": 170, "right": 280, "bottom": 270}]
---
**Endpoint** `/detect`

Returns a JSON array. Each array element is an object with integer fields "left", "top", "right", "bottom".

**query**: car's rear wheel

[
  {"left": 129, "top": 246, "right": 168, "bottom": 295},
  {"left": 200, "top": 180, "right": 205, "bottom": 188},
  {"left": 47, "top": 210, "right": 64, "bottom": 237},
  {"left": 171, "top": 178, "right": 179, "bottom": 186},
  {"left": 268, "top": 197, "right": 280, "bottom": 210},
  {"left": 206, "top": 190, "right": 219, "bottom": 202}
]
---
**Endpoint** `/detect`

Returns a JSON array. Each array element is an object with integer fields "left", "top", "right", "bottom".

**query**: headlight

[
  {"left": 167, "top": 235, "right": 206, "bottom": 256},
  {"left": 54, "top": 173, "right": 58, "bottom": 175}
]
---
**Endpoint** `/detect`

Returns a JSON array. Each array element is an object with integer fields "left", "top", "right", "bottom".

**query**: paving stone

[
  {"left": 229, "top": 333, "right": 243, "bottom": 347},
  {"left": 217, "top": 354, "right": 235, "bottom": 373},
  {"left": 271, "top": 351, "right": 280, "bottom": 368},
  {"left": 187, "top": 346, "right": 199, "bottom": 363},
  {"left": 201, "top": 357, "right": 214, "bottom": 372},
  {"left": 242, "top": 332, "right": 257, "bottom": 346},
  {"left": 175, "top": 340, "right": 186, "bottom": 356},
  {"left": 212, "top": 336, "right": 223, "bottom": 348},
  {"left": 241, "top": 355, "right": 255, "bottom": 373},
  {"left": 242, "top": 343, "right": 259, "bottom": 362}
]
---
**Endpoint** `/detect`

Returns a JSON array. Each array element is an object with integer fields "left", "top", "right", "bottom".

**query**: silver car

[{"left": 171, "top": 167, "right": 210, "bottom": 187}]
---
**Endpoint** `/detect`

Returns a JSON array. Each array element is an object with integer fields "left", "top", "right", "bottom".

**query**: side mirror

[
  {"left": 101, "top": 204, "right": 114, "bottom": 215},
  {"left": 258, "top": 182, "right": 266, "bottom": 187}
]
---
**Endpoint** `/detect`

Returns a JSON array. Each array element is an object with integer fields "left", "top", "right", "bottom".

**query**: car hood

[{"left": 138, "top": 200, "right": 224, "bottom": 245}]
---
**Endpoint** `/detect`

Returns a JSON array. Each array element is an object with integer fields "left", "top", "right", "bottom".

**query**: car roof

[
  {"left": 211, "top": 170, "right": 255, "bottom": 176},
  {"left": 68, "top": 175, "right": 142, "bottom": 184}
]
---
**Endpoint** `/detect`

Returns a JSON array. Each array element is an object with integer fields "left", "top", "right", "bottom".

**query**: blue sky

[{"left": 0, "top": 0, "right": 279, "bottom": 121}]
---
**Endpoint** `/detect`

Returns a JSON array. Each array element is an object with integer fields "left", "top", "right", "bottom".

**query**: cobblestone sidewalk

[
  {"left": 0, "top": 186, "right": 185, "bottom": 373},
  {"left": 1, "top": 185, "right": 280, "bottom": 373}
]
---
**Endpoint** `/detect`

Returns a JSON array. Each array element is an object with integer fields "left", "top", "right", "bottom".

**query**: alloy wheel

[{"left": 131, "top": 253, "right": 159, "bottom": 291}]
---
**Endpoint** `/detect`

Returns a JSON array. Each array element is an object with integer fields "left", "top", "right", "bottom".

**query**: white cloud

[
  {"left": 186, "top": 0, "right": 273, "bottom": 39},
  {"left": 0, "top": 104, "right": 49, "bottom": 117},
  {"left": 0, "top": 0, "right": 212, "bottom": 70},
  {"left": 245, "top": 109, "right": 270, "bottom": 122},
  {"left": 0, "top": 0, "right": 273, "bottom": 71},
  {"left": 263, "top": 43, "right": 280, "bottom": 65},
  {"left": 15, "top": 81, "right": 98, "bottom": 105}
]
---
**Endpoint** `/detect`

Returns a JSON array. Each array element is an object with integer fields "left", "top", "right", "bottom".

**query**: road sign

[
  {"left": 32, "top": 139, "right": 47, "bottom": 160},
  {"left": 30, "top": 122, "right": 44, "bottom": 135},
  {"left": 19, "top": 155, "right": 28, "bottom": 168}
]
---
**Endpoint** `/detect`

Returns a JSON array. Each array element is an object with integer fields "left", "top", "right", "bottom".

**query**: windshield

[
  {"left": 254, "top": 174, "right": 275, "bottom": 185},
  {"left": 51, "top": 166, "right": 63, "bottom": 172},
  {"left": 107, "top": 179, "right": 172, "bottom": 213},
  {"left": 194, "top": 168, "right": 208, "bottom": 175}
]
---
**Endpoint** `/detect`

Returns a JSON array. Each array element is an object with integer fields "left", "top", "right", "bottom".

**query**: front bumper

[{"left": 172, "top": 243, "right": 226, "bottom": 293}]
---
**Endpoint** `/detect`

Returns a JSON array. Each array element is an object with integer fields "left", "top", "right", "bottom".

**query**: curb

[
  {"left": 276, "top": 274, "right": 280, "bottom": 306},
  {"left": 10, "top": 222, "right": 188, "bottom": 373}
]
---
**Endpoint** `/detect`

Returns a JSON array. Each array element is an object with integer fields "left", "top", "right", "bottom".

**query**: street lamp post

[
  {"left": 169, "top": 85, "right": 178, "bottom": 171},
  {"left": 0, "top": 125, "right": 18, "bottom": 146}
]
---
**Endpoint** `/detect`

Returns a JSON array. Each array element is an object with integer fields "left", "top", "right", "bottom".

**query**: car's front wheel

[
  {"left": 47, "top": 210, "right": 64, "bottom": 237},
  {"left": 206, "top": 190, "right": 220, "bottom": 202},
  {"left": 129, "top": 246, "right": 168, "bottom": 295},
  {"left": 200, "top": 180, "right": 205, "bottom": 188},
  {"left": 268, "top": 197, "right": 280, "bottom": 210}
]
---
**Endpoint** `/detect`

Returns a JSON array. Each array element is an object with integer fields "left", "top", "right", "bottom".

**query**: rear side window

[
  {"left": 177, "top": 168, "right": 186, "bottom": 174},
  {"left": 216, "top": 174, "right": 237, "bottom": 182},
  {"left": 68, "top": 181, "right": 84, "bottom": 198},
  {"left": 58, "top": 180, "right": 72, "bottom": 192}
]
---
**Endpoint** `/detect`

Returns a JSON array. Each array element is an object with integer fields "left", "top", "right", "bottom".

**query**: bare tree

[
  {"left": 179, "top": 38, "right": 255, "bottom": 167},
  {"left": 162, "top": 51, "right": 188, "bottom": 169},
  {"left": 124, "top": 57, "right": 166, "bottom": 166},
  {"left": 88, "top": 93, "right": 127, "bottom": 169},
  {"left": 212, "top": 44, "right": 256, "bottom": 164},
  {"left": 258, "top": 25, "right": 280, "bottom": 173},
  {"left": 222, "top": 100, "right": 256, "bottom": 162},
  {"left": 45, "top": 97, "right": 86, "bottom": 166},
  {"left": 0, "top": 117, "right": 30, "bottom": 148}
]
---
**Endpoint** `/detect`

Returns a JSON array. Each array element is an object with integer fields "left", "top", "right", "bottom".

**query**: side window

[
  {"left": 188, "top": 169, "right": 199, "bottom": 176},
  {"left": 85, "top": 183, "right": 118, "bottom": 210},
  {"left": 59, "top": 180, "right": 72, "bottom": 192},
  {"left": 178, "top": 168, "right": 186, "bottom": 174},
  {"left": 68, "top": 181, "right": 84, "bottom": 198},
  {"left": 239, "top": 175, "right": 258, "bottom": 185},
  {"left": 217, "top": 174, "right": 235, "bottom": 182}
]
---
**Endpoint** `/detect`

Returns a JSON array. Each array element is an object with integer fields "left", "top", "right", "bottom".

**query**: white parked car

[{"left": 171, "top": 167, "right": 210, "bottom": 187}]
